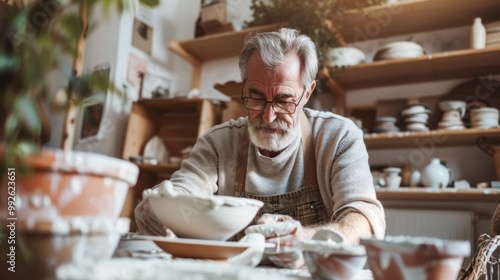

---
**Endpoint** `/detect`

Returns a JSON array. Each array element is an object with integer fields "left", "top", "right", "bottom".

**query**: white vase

[
  {"left": 421, "top": 158, "right": 451, "bottom": 188},
  {"left": 470, "top": 17, "right": 486, "bottom": 49}
]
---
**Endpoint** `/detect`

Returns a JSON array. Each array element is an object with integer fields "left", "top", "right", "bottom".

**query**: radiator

[
  {"left": 385, "top": 208, "right": 477, "bottom": 269},
  {"left": 385, "top": 208, "right": 476, "bottom": 244}
]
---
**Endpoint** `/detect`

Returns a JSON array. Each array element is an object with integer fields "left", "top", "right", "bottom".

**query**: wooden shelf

[
  {"left": 135, "top": 163, "right": 181, "bottom": 175},
  {"left": 168, "top": 24, "right": 281, "bottom": 64},
  {"left": 137, "top": 97, "right": 208, "bottom": 112},
  {"left": 337, "top": 0, "right": 500, "bottom": 43},
  {"left": 364, "top": 127, "right": 500, "bottom": 149},
  {"left": 376, "top": 187, "right": 500, "bottom": 202},
  {"left": 331, "top": 46, "right": 500, "bottom": 89}
]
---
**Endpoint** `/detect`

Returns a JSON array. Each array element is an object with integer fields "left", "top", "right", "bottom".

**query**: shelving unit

[
  {"left": 166, "top": 0, "right": 500, "bottom": 185},
  {"left": 376, "top": 188, "right": 500, "bottom": 202},
  {"left": 121, "top": 100, "right": 221, "bottom": 186},
  {"left": 168, "top": 0, "right": 500, "bottom": 115},
  {"left": 122, "top": 97, "right": 222, "bottom": 162},
  {"left": 331, "top": 46, "right": 500, "bottom": 90},
  {"left": 364, "top": 127, "right": 500, "bottom": 149},
  {"left": 336, "top": 0, "right": 500, "bottom": 43}
]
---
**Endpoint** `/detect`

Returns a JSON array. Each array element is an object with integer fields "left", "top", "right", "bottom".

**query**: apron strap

[
  {"left": 235, "top": 128, "right": 249, "bottom": 193},
  {"left": 300, "top": 111, "right": 318, "bottom": 186},
  {"left": 234, "top": 110, "right": 317, "bottom": 193}
]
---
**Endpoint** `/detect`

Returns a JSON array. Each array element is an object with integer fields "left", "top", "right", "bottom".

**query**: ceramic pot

[
  {"left": 14, "top": 148, "right": 139, "bottom": 221},
  {"left": 420, "top": 158, "right": 451, "bottom": 188},
  {"left": 361, "top": 236, "right": 470, "bottom": 280}
]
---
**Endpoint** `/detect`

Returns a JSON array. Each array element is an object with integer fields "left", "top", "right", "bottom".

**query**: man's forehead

[{"left": 246, "top": 82, "right": 297, "bottom": 92}]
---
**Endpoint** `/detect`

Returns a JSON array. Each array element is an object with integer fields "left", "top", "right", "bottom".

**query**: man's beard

[{"left": 248, "top": 117, "right": 299, "bottom": 152}]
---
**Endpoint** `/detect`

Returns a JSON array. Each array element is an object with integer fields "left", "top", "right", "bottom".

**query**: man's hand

[
  {"left": 134, "top": 199, "right": 176, "bottom": 237},
  {"left": 245, "top": 213, "right": 305, "bottom": 268}
]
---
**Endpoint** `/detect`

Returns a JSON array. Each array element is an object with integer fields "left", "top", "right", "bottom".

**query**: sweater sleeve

[
  {"left": 330, "top": 127, "right": 386, "bottom": 239},
  {"left": 166, "top": 135, "right": 220, "bottom": 196}
]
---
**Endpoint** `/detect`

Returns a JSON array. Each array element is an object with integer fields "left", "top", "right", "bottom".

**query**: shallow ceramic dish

[
  {"left": 16, "top": 148, "right": 138, "bottom": 221},
  {"left": 401, "top": 105, "right": 431, "bottom": 117},
  {"left": 379, "top": 41, "right": 424, "bottom": 51},
  {"left": 134, "top": 235, "right": 274, "bottom": 260},
  {"left": 361, "top": 236, "right": 470, "bottom": 280},
  {"left": 301, "top": 229, "right": 367, "bottom": 280},
  {"left": 144, "top": 181, "right": 264, "bottom": 241}
]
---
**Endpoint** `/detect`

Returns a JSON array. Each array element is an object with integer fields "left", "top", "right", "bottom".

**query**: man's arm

[{"left": 303, "top": 212, "right": 372, "bottom": 244}]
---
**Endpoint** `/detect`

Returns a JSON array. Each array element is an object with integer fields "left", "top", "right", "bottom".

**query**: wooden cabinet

[
  {"left": 120, "top": 98, "right": 222, "bottom": 230},
  {"left": 122, "top": 98, "right": 222, "bottom": 176}
]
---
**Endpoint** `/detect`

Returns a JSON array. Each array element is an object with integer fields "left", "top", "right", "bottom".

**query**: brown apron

[{"left": 232, "top": 111, "right": 329, "bottom": 240}]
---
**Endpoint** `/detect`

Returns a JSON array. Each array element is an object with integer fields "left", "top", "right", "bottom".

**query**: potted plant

[
  {"left": 245, "top": 0, "right": 386, "bottom": 95},
  {"left": 0, "top": 0, "right": 158, "bottom": 277},
  {"left": 247, "top": 0, "right": 385, "bottom": 59}
]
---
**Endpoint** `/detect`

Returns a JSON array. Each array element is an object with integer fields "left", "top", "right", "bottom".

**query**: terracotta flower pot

[
  {"left": 13, "top": 148, "right": 139, "bottom": 220},
  {"left": 361, "top": 236, "right": 471, "bottom": 280},
  {"left": 8, "top": 217, "right": 130, "bottom": 280}
]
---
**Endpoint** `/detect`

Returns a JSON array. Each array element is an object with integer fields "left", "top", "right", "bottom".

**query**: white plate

[
  {"left": 143, "top": 135, "right": 169, "bottom": 163},
  {"left": 133, "top": 235, "right": 275, "bottom": 260}
]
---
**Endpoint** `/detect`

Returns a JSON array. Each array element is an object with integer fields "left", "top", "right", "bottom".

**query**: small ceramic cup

[{"left": 384, "top": 175, "right": 402, "bottom": 189}]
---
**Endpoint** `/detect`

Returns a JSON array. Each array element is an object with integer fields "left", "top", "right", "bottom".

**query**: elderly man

[{"left": 135, "top": 28, "right": 385, "bottom": 268}]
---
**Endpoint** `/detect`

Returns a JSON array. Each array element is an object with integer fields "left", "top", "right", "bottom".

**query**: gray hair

[{"left": 239, "top": 28, "right": 318, "bottom": 88}]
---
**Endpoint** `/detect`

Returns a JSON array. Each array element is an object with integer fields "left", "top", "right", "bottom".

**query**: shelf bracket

[{"left": 320, "top": 67, "right": 347, "bottom": 116}]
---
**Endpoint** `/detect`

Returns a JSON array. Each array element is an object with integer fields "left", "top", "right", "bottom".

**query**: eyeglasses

[{"left": 240, "top": 82, "right": 306, "bottom": 114}]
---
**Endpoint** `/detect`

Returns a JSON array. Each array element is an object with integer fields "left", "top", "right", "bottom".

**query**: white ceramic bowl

[
  {"left": 301, "top": 229, "right": 367, "bottom": 280},
  {"left": 144, "top": 181, "right": 264, "bottom": 241},
  {"left": 439, "top": 100, "right": 466, "bottom": 113},
  {"left": 325, "top": 47, "right": 366, "bottom": 67},
  {"left": 361, "top": 236, "right": 470, "bottom": 280}
]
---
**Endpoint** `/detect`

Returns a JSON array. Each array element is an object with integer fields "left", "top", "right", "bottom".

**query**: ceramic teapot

[{"left": 421, "top": 158, "right": 451, "bottom": 188}]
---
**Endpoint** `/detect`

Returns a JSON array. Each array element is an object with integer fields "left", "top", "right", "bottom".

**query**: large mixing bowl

[{"left": 144, "top": 181, "right": 264, "bottom": 241}]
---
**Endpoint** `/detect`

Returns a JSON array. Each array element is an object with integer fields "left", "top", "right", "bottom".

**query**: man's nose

[{"left": 262, "top": 103, "right": 277, "bottom": 124}]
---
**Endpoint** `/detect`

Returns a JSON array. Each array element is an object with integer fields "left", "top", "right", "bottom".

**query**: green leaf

[
  {"left": 5, "top": 115, "right": 20, "bottom": 139},
  {"left": 0, "top": 51, "right": 18, "bottom": 71},
  {"left": 14, "top": 96, "right": 41, "bottom": 136},
  {"left": 139, "top": 0, "right": 160, "bottom": 8},
  {"left": 58, "top": 14, "right": 83, "bottom": 40}
]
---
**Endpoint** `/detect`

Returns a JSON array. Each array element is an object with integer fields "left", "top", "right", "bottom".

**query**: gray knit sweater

[{"left": 168, "top": 108, "right": 386, "bottom": 238}]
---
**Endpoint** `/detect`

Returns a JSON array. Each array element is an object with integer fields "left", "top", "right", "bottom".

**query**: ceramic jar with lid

[{"left": 421, "top": 158, "right": 451, "bottom": 188}]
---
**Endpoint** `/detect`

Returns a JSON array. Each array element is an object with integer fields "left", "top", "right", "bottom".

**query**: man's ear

[{"left": 305, "top": 80, "right": 316, "bottom": 102}]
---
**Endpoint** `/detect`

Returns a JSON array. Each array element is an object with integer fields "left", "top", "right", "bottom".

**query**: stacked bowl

[
  {"left": 470, "top": 107, "right": 499, "bottom": 128},
  {"left": 400, "top": 104, "right": 432, "bottom": 132},
  {"left": 2, "top": 148, "right": 139, "bottom": 280},
  {"left": 373, "top": 117, "right": 400, "bottom": 133},
  {"left": 373, "top": 41, "right": 425, "bottom": 61},
  {"left": 437, "top": 101, "right": 466, "bottom": 130}
]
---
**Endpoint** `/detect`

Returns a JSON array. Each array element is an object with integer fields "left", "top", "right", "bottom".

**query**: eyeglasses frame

[{"left": 240, "top": 80, "right": 307, "bottom": 114}]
